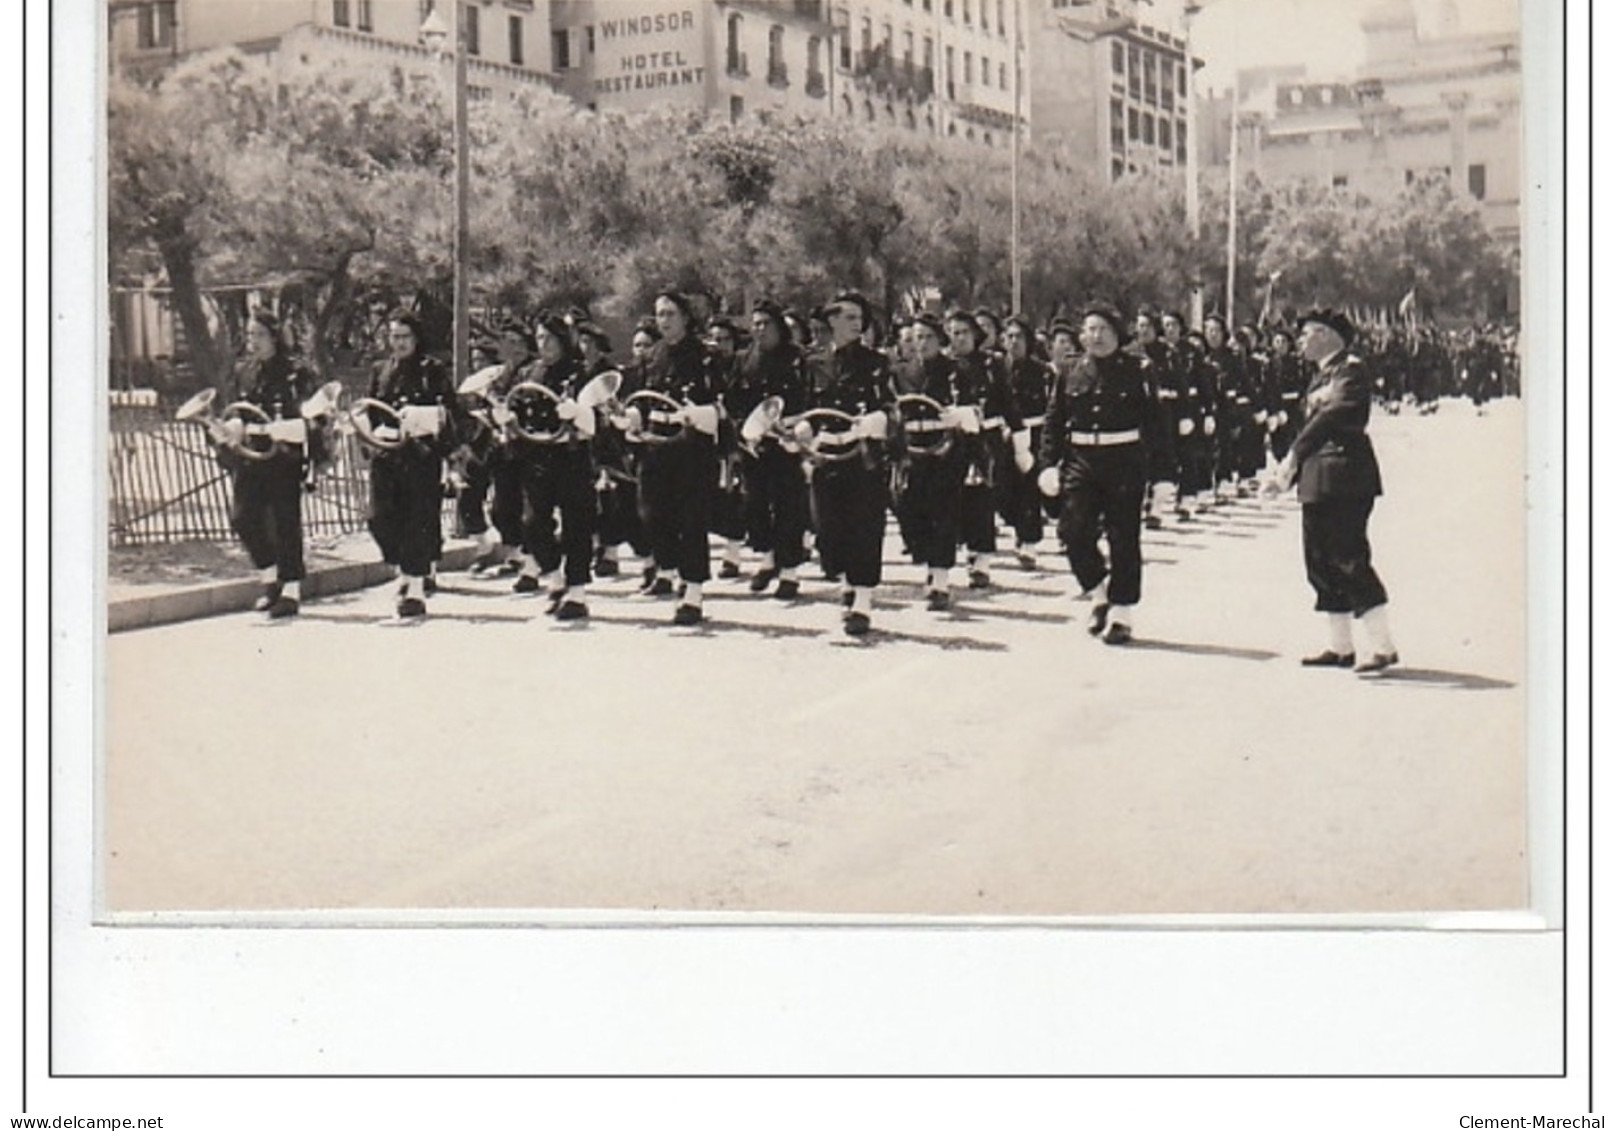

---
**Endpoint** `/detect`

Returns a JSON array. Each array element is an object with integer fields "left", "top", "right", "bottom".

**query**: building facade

[
  {"left": 110, "top": 0, "right": 556, "bottom": 98},
  {"left": 1241, "top": 0, "right": 1521, "bottom": 246}
]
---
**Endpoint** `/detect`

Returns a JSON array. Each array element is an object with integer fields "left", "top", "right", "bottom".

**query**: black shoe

[
  {"left": 396, "top": 597, "right": 427, "bottom": 619},
  {"left": 672, "top": 602, "right": 703, "bottom": 626},
  {"left": 423, "top": 574, "right": 439, "bottom": 596},
  {"left": 253, "top": 582, "right": 282, "bottom": 612},
  {"left": 926, "top": 589, "right": 950, "bottom": 612},
  {"left": 841, "top": 589, "right": 856, "bottom": 609},
  {"left": 553, "top": 599, "right": 589, "bottom": 621},
  {"left": 1301, "top": 650, "right": 1356, "bottom": 668},
  {"left": 719, "top": 560, "right": 742, "bottom": 580},
  {"left": 1354, "top": 651, "right": 1400, "bottom": 674},
  {"left": 1087, "top": 602, "right": 1111, "bottom": 636},
  {"left": 774, "top": 578, "right": 801, "bottom": 601},
  {"left": 513, "top": 574, "right": 541, "bottom": 594},
  {"left": 593, "top": 556, "right": 620, "bottom": 578},
  {"left": 646, "top": 577, "right": 676, "bottom": 597},
  {"left": 749, "top": 567, "right": 780, "bottom": 593},
  {"left": 1144, "top": 514, "right": 1163, "bottom": 530},
  {"left": 495, "top": 559, "right": 524, "bottom": 578},
  {"left": 843, "top": 611, "right": 871, "bottom": 637},
  {"left": 467, "top": 551, "right": 501, "bottom": 577},
  {"left": 968, "top": 570, "right": 991, "bottom": 590},
  {"left": 1101, "top": 620, "right": 1132, "bottom": 645},
  {"left": 266, "top": 595, "right": 300, "bottom": 619},
  {"left": 545, "top": 590, "right": 567, "bottom": 615}
]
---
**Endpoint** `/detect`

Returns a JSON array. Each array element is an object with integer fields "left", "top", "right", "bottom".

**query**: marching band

[{"left": 186, "top": 290, "right": 1432, "bottom": 667}]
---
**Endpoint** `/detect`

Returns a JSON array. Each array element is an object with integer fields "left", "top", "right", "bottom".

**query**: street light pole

[
  {"left": 1225, "top": 103, "right": 1238, "bottom": 319},
  {"left": 1010, "top": 0, "right": 1023, "bottom": 313},
  {"left": 1182, "top": 0, "right": 1203, "bottom": 326},
  {"left": 421, "top": 3, "right": 470, "bottom": 386}
]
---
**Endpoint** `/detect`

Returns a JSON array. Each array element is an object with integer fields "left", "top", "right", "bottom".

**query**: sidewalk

[{"left": 107, "top": 532, "right": 479, "bottom": 633}]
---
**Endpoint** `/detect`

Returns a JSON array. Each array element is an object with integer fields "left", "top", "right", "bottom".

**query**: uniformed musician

[
  {"left": 1130, "top": 308, "right": 1173, "bottom": 529},
  {"left": 458, "top": 321, "right": 531, "bottom": 579},
  {"left": 733, "top": 299, "right": 812, "bottom": 600},
  {"left": 630, "top": 291, "right": 722, "bottom": 626},
  {"left": 364, "top": 310, "right": 456, "bottom": 620},
  {"left": 1262, "top": 327, "right": 1306, "bottom": 463},
  {"left": 1265, "top": 309, "right": 1399, "bottom": 673},
  {"left": 944, "top": 308, "right": 1021, "bottom": 591},
  {"left": 221, "top": 310, "right": 318, "bottom": 619},
  {"left": 996, "top": 315, "right": 1053, "bottom": 568},
  {"left": 705, "top": 315, "right": 749, "bottom": 581},
  {"left": 801, "top": 291, "right": 894, "bottom": 637},
  {"left": 1037, "top": 303, "right": 1157, "bottom": 645}
]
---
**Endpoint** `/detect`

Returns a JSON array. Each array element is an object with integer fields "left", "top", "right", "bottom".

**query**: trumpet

[{"left": 174, "top": 387, "right": 306, "bottom": 461}]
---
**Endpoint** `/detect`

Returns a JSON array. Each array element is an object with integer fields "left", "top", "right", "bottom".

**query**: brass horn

[
  {"left": 503, "top": 381, "right": 567, "bottom": 444},
  {"left": 576, "top": 369, "right": 624, "bottom": 414},
  {"left": 344, "top": 396, "right": 408, "bottom": 452},
  {"left": 894, "top": 393, "right": 956, "bottom": 460},
  {"left": 618, "top": 389, "right": 686, "bottom": 445},
  {"left": 300, "top": 380, "right": 346, "bottom": 421},
  {"left": 794, "top": 407, "right": 864, "bottom": 464},
  {"left": 174, "top": 387, "right": 284, "bottom": 461}
]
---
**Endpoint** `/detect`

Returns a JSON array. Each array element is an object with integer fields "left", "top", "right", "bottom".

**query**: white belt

[
  {"left": 1157, "top": 390, "right": 1179, "bottom": 400},
  {"left": 816, "top": 431, "right": 859, "bottom": 448},
  {"left": 1281, "top": 392, "right": 1301, "bottom": 401},
  {"left": 246, "top": 419, "right": 307, "bottom": 445},
  {"left": 648, "top": 409, "right": 683, "bottom": 425},
  {"left": 905, "top": 419, "right": 951, "bottom": 433},
  {"left": 1022, "top": 415, "right": 1045, "bottom": 428},
  {"left": 1068, "top": 428, "right": 1141, "bottom": 447},
  {"left": 981, "top": 415, "right": 1005, "bottom": 430}
]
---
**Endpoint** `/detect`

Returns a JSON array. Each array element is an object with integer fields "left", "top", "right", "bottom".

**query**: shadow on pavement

[
  {"left": 1366, "top": 666, "right": 1516, "bottom": 691},
  {"left": 829, "top": 628, "right": 1009, "bottom": 653},
  {"left": 947, "top": 602, "right": 1073, "bottom": 626},
  {"left": 1123, "top": 637, "right": 1282, "bottom": 662},
  {"left": 599, "top": 612, "right": 828, "bottom": 641}
]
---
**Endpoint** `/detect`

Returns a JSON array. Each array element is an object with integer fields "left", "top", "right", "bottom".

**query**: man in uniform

[
  {"left": 1037, "top": 302, "right": 1157, "bottom": 645},
  {"left": 1265, "top": 309, "right": 1398, "bottom": 673},
  {"left": 997, "top": 315, "right": 1054, "bottom": 567},
  {"left": 802, "top": 291, "right": 894, "bottom": 637},
  {"left": 364, "top": 310, "right": 458, "bottom": 620}
]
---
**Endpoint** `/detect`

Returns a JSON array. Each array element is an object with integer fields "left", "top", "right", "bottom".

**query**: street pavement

[{"left": 103, "top": 400, "right": 1528, "bottom": 917}]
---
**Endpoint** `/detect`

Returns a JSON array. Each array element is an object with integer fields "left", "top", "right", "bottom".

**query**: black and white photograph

[{"left": 38, "top": 0, "right": 1585, "bottom": 1110}]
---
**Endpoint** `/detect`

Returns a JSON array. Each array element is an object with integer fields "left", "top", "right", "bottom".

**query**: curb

[{"left": 108, "top": 541, "right": 480, "bottom": 633}]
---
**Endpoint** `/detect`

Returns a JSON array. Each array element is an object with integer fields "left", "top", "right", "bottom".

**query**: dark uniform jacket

[
  {"left": 1005, "top": 355, "right": 1056, "bottom": 431},
  {"left": 367, "top": 352, "right": 457, "bottom": 457},
  {"left": 639, "top": 334, "right": 716, "bottom": 445},
  {"left": 811, "top": 340, "right": 893, "bottom": 417},
  {"left": 1039, "top": 349, "right": 1156, "bottom": 469},
  {"left": 227, "top": 352, "right": 317, "bottom": 470},
  {"left": 1290, "top": 351, "right": 1382, "bottom": 503},
  {"left": 730, "top": 342, "right": 809, "bottom": 422}
]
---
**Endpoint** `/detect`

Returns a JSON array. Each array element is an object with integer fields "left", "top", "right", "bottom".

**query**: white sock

[
  {"left": 259, "top": 566, "right": 278, "bottom": 584},
  {"left": 404, "top": 575, "right": 425, "bottom": 600},
  {"left": 659, "top": 568, "right": 678, "bottom": 583},
  {"left": 282, "top": 580, "right": 301, "bottom": 601},
  {"left": 1328, "top": 613, "right": 1354, "bottom": 655},
  {"left": 852, "top": 586, "right": 874, "bottom": 615},
  {"left": 929, "top": 567, "right": 948, "bottom": 591},
  {"left": 521, "top": 554, "right": 541, "bottom": 579},
  {"left": 601, "top": 544, "right": 619, "bottom": 563},
  {"left": 780, "top": 565, "right": 799, "bottom": 581},
  {"left": 1085, "top": 577, "right": 1109, "bottom": 603},
  {"left": 475, "top": 529, "right": 497, "bottom": 552},
  {"left": 503, "top": 544, "right": 523, "bottom": 563},
  {"left": 1108, "top": 603, "right": 1132, "bottom": 627},
  {"left": 684, "top": 581, "right": 704, "bottom": 607},
  {"left": 541, "top": 570, "right": 562, "bottom": 595},
  {"left": 1361, "top": 604, "right": 1396, "bottom": 655},
  {"left": 761, "top": 551, "right": 777, "bottom": 571},
  {"left": 724, "top": 540, "right": 743, "bottom": 565}
]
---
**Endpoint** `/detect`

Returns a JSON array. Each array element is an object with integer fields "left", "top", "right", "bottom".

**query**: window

[
  {"left": 357, "top": 0, "right": 373, "bottom": 31},
  {"left": 1144, "top": 53, "right": 1157, "bottom": 105},
  {"left": 1112, "top": 42, "right": 1124, "bottom": 74},
  {"left": 837, "top": 10, "right": 851, "bottom": 68},
  {"left": 464, "top": 4, "right": 480, "bottom": 55},
  {"left": 1112, "top": 157, "right": 1125, "bottom": 180},
  {"left": 1161, "top": 61, "right": 1174, "bottom": 111},
  {"left": 924, "top": 35, "right": 934, "bottom": 69},
  {"left": 1320, "top": 87, "right": 1334, "bottom": 105},
  {"left": 509, "top": 16, "right": 523, "bottom": 65},
  {"left": 1160, "top": 116, "right": 1172, "bottom": 150},
  {"left": 1127, "top": 106, "right": 1139, "bottom": 141},
  {"left": 945, "top": 45, "right": 955, "bottom": 98},
  {"left": 1179, "top": 62, "right": 1187, "bottom": 97},
  {"left": 1332, "top": 173, "right": 1349, "bottom": 189},
  {"left": 1468, "top": 163, "right": 1487, "bottom": 199},
  {"left": 964, "top": 51, "right": 972, "bottom": 84},
  {"left": 903, "top": 31, "right": 914, "bottom": 68},
  {"left": 1142, "top": 113, "right": 1155, "bottom": 145},
  {"left": 332, "top": 0, "right": 350, "bottom": 27},
  {"left": 962, "top": 0, "right": 970, "bottom": 24},
  {"left": 585, "top": 25, "right": 594, "bottom": 53},
  {"left": 136, "top": 2, "right": 174, "bottom": 48},
  {"left": 1127, "top": 46, "right": 1140, "bottom": 98},
  {"left": 997, "top": 0, "right": 1005, "bottom": 35},
  {"left": 944, "top": 0, "right": 953, "bottom": 19},
  {"left": 808, "top": 36, "right": 825, "bottom": 93},
  {"left": 730, "top": 95, "right": 745, "bottom": 122},
  {"left": 860, "top": 16, "right": 871, "bottom": 54},
  {"left": 1110, "top": 98, "right": 1124, "bottom": 150},
  {"left": 768, "top": 25, "right": 788, "bottom": 85},
  {"left": 1000, "top": 62, "right": 1007, "bottom": 90},
  {"left": 551, "top": 27, "right": 570, "bottom": 69},
  {"left": 923, "top": 0, "right": 932, "bottom": 10},
  {"left": 727, "top": 14, "right": 746, "bottom": 75}
]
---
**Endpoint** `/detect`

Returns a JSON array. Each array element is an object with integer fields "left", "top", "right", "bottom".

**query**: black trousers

[
  {"left": 368, "top": 448, "right": 443, "bottom": 577},
  {"left": 710, "top": 454, "right": 748, "bottom": 542},
  {"left": 520, "top": 445, "right": 597, "bottom": 588},
  {"left": 742, "top": 445, "right": 809, "bottom": 569},
  {"left": 455, "top": 453, "right": 523, "bottom": 545},
  {"left": 960, "top": 482, "right": 996, "bottom": 555},
  {"left": 902, "top": 452, "right": 964, "bottom": 570},
  {"left": 1056, "top": 444, "right": 1147, "bottom": 605},
  {"left": 811, "top": 459, "right": 887, "bottom": 588},
  {"left": 1302, "top": 496, "right": 1389, "bottom": 615},
  {"left": 231, "top": 453, "right": 306, "bottom": 582},
  {"left": 639, "top": 438, "right": 716, "bottom": 583}
]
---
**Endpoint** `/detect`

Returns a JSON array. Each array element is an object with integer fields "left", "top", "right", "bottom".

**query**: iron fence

[{"left": 108, "top": 405, "right": 457, "bottom": 547}]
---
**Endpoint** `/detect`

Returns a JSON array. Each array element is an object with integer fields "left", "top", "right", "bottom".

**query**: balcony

[
  {"left": 853, "top": 48, "right": 933, "bottom": 103},
  {"left": 767, "top": 58, "right": 789, "bottom": 87}
]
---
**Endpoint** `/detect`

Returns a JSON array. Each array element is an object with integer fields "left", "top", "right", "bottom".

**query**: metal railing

[{"left": 108, "top": 405, "right": 456, "bottom": 547}]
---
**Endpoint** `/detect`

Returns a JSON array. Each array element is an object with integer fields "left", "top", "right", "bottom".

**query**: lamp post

[
  {"left": 1182, "top": 0, "right": 1203, "bottom": 326},
  {"left": 1010, "top": 0, "right": 1023, "bottom": 313},
  {"left": 421, "top": 4, "right": 471, "bottom": 387}
]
